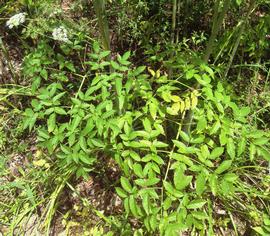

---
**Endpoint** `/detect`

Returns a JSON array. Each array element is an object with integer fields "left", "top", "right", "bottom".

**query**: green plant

[
  {"left": 20, "top": 37, "right": 270, "bottom": 234},
  {"left": 1, "top": 1, "right": 270, "bottom": 235},
  {"left": 253, "top": 214, "right": 270, "bottom": 235},
  {"left": 114, "top": 62, "right": 270, "bottom": 235}
]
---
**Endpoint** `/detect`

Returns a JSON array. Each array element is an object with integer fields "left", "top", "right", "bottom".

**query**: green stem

[
  {"left": 93, "top": 1, "right": 121, "bottom": 115},
  {"left": 161, "top": 111, "right": 185, "bottom": 216},
  {"left": 176, "top": 0, "right": 181, "bottom": 44},
  {"left": 224, "top": 0, "right": 257, "bottom": 77},
  {"left": 93, "top": 0, "right": 110, "bottom": 51},
  {"left": 213, "top": 27, "right": 235, "bottom": 64},
  {"left": 182, "top": 0, "right": 189, "bottom": 37},
  {"left": 203, "top": 0, "right": 230, "bottom": 62},
  {"left": 75, "top": 75, "right": 87, "bottom": 98},
  {"left": 168, "top": 0, "right": 178, "bottom": 79},
  {"left": 171, "top": 0, "right": 177, "bottom": 43}
]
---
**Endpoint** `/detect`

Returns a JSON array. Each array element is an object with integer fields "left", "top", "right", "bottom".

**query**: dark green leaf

[
  {"left": 215, "top": 160, "right": 232, "bottom": 174},
  {"left": 54, "top": 107, "right": 66, "bottom": 115},
  {"left": 209, "top": 174, "right": 218, "bottom": 196},
  {"left": 48, "top": 113, "right": 56, "bottom": 133},
  {"left": 120, "top": 177, "right": 132, "bottom": 193},
  {"left": 196, "top": 173, "right": 206, "bottom": 195},
  {"left": 187, "top": 199, "right": 207, "bottom": 209},
  {"left": 227, "top": 138, "right": 235, "bottom": 159},
  {"left": 129, "top": 195, "right": 139, "bottom": 217},
  {"left": 135, "top": 177, "right": 160, "bottom": 187},
  {"left": 115, "top": 187, "right": 128, "bottom": 198},
  {"left": 210, "top": 147, "right": 224, "bottom": 159},
  {"left": 115, "top": 77, "right": 122, "bottom": 96},
  {"left": 174, "top": 171, "right": 192, "bottom": 191}
]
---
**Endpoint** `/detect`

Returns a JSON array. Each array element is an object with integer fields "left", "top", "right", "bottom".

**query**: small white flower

[
  {"left": 52, "top": 26, "right": 69, "bottom": 42},
  {"left": 6, "top": 12, "right": 27, "bottom": 29}
]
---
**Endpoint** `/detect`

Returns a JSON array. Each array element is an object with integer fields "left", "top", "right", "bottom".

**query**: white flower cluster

[
  {"left": 6, "top": 13, "right": 26, "bottom": 29},
  {"left": 52, "top": 26, "right": 69, "bottom": 42}
]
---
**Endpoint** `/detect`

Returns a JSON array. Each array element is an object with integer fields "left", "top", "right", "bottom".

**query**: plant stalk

[
  {"left": 224, "top": 0, "right": 257, "bottom": 77},
  {"left": 182, "top": 0, "right": 230, "bottom": 134},
  {"left": 176, "top": 0, "right": 181, "bottom": 44},
  {"left": 93, "top": 0, "right": 110, "bottom": 51},
  {"left": 168, "top": 0, "right": 178, "bottom": 79},
  {"left": 203, "top": 0, "right": 229, "bottom": 62},
  {"left": 171, "top": 0, "right": 177, "bottom": 43}
]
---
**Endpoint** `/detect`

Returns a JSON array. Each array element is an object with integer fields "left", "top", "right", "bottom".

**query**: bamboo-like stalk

[
  {"left": 182, "top": 0, "right": 189, "bottom": 37},
  {"left": 93, "top": 0, "right": 110, "bottom": 51},
  {"left": 176, "top": 0, "right": 181, "bottom": 43},
  {"left": 93, "top": 0, "right": 122, "bottom": 114},
  {"left": 168, "top": 0, "right": 178, "bottom": 79},
  {"left": 171, "top": 0, "right": 177, "bottom": 43},
  {"left": 203, "top": 0, "right": 229, "bottom": 62},
  {"left": 224, "top": 0, "right": 257, "bottom": 77}
]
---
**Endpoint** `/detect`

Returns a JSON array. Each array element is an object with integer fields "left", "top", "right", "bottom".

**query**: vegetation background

[{"left": 0, "top": 0, "right": 270, "bottom": 235}]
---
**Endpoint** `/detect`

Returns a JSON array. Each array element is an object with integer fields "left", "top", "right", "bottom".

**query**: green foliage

[
  {"left": 20, "top": 37, "right": 270, "bottom": 234},
  {"left": 1, "top": 0, "right": 270, "bottom": 235}
]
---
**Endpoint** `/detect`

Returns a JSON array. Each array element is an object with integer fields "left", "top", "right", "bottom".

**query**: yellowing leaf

[
  {"left": 185, "top": 97, "right": 191, "bottom": 110},
  {"left": 180, "top": 100, "right": 185, "bottom": 113},
  {"left": 156, "top": 70, "right": 161, "bottom": 78},
  {"left": 33, "top": 159, "right": 47, "bottom": 167},
  {"left": 191, "top": 93, "right": 198, "bottom": 109},
  {"left": 44, "top": 163, "right": 50, "bottom": 168},
  {"left": 161, "top": 91, "right": 172, "bottom": 102},
  {"left": 148, "top": 67, "right": 155, "bottom": 77},
  {"left": 35, "top": 150, "right": 43, "bottom": 158},
  {"left": 171, "top": 95, "right": 181, "bottom": 102},
  {"left": 193, "top": 90, "right": 199, "bottom": 96},
  {"left": 172, "top": 102, "right": 180, "bottom": 113},
  {"left": 167, "top": 102, "right": 180, "bottom": 116}
]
